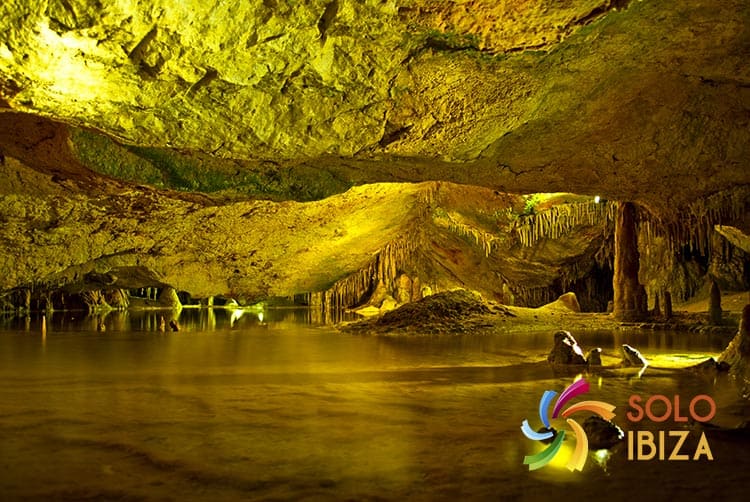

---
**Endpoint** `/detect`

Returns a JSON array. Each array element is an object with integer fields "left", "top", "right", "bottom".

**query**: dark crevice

[
  {"left": 259, "top": 33, "right": 284, "bottom": 44},
  {"left": 127, "top": 25, "right": 158, "bottom": 63},
  {"left": 317, "top": 0, "right": 339, "bottom": 45},
  {"left": 571, "top": 0, "right": 633, "bottom": 29},
  {"left": 379, "top": 124, "right": 413, "bottom": 148},
  {"left": 186, "top": 68, "right": 219, "bottom": 96},
  {"left": 697, "top": 76, "right": 750, "bottom": 89}
]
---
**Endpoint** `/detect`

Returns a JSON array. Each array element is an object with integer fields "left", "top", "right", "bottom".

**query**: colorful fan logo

[{"left": 521, "top": 378, "right": 615, "bottom": 471}]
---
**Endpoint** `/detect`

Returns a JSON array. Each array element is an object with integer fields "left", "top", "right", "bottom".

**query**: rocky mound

[{"left": 343, "top": 289, "right": 513, "bottom": 334}]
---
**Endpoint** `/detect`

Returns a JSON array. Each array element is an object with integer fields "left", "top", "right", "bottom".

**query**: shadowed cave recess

[{"left": 0, "top": 0, "right": 748, "bottom": 326}]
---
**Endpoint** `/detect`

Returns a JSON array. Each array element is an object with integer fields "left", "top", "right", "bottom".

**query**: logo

[{"left": 521, "top": 378, "right": 615, "bottom": 471}]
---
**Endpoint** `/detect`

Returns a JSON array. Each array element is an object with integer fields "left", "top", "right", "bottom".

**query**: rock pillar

[
  {"left": 663, "top": 291, "right": 673, "bottom": 319},
  {"left": 613, "top": 202, "right": 646, "bottom": 321},
  {"left": 709, "top": 279, "right": 722, "bottom": 325},
  {"left": 719, "top": 304, "right": 750, "bottom": 381},
  {"left": 157, "top": 287, "right": 182, "bottom": 308}
]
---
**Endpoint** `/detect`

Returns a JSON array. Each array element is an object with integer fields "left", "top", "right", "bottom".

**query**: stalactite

[
  {"left": 445, "top": 218, "right": 496, "bottom": 257},
  {"left": 513, "top": 284, "right": 558, "bottom": 308},
  {"left": 310, "top": 233, "right": 421, "bottom": 312},
  {"left": 513, "top": 201, "right": 615, "bottom": 247},
  {"left": 638, "top": 185, "right": 750, "bottom": 255},
  {"left": 429, "top": 207, "right": 499, "bottom": 257}
]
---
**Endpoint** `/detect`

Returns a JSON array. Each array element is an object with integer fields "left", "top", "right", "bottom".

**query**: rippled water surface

[{"left": 1, "top": 308, "right": 749, "bottom": 501}]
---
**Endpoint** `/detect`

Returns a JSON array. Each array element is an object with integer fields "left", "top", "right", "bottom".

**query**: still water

[{"left": 1, "top": 308, "right": 749, "bottom": 501}]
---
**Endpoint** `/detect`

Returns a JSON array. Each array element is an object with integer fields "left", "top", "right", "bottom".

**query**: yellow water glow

[
  {"left": 592, "top": 448, "right": 611, "bottom": 469},
  {"left": 546, "top": 440, "right": 575, "bottom": 470}
]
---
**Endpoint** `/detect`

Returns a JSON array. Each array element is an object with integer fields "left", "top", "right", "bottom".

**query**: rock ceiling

[
  {"left": 0, "top": 0, "right": 748, "bottom": 212},
  {"left": 0, "top": 0, "right": 749, "bottom": 301}
]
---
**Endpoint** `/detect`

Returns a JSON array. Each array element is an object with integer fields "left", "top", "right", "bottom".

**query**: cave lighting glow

[{"left": 30, "top": 21, "right": 109, "bottom": 103}]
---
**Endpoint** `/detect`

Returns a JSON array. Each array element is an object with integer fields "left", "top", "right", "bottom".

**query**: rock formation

[
  {"left": 587, "top": 348, "right": 603, "bottom": 367},
  {"left": 0, "top": 1, "right": 748, "bottom": 312},
  {"left": 719, "top": 304, "right": 750, "bottom": 389},
  {"left": 582, "top": 416, "right": 624, "bottom": 450},
  {"left": 0, "top": 1, "right": 748, "bottom": 212},
  {"left": 547, "top": 330, "right": 587, "bottom": 365},
  {"left": 613, "top": 202, "right": 646, "bottom": 321},
  {"left": 620, "top": 344, "right": 648, "bottom": 367},
  {"left": 709, "top": 279, "right": 723, "bottom": 325}
]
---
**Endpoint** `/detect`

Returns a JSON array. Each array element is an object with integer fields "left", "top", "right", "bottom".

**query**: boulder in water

[
  {"left": 621, "top": 344, "right": 648, "bottom": 367},
  {"left": 583, "top": 416, "right": 625, "bottom": 450},
  {"left": 547, "top": 330, "right": 587, "bottom": 365},
  {"left": 690, "top": 357, "right": 725, "bottom": 372},
  {"left": 587, "top": 348, "right": 603, "bottom": 367}
]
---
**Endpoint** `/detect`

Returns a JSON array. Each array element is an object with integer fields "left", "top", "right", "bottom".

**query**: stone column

[
  {"left": 709, "top": 279, "right": 722, "bottom": 325},
  {"left": 157, "top": 287, "right": 182, "bottom": 308},
  {"left": 613, "top": 201, "right": 646, "bottom": 321},
  {"left": 663, "top": 291, "right": 673, "bottom": 319}
]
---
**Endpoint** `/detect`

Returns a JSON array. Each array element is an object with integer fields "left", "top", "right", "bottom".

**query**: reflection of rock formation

[{"left": 719, "top": 305, "right": 750, "bottom": 390}]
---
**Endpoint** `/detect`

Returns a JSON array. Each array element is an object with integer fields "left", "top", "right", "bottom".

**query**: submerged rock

[
  {"left": 547, "top": 330, "right": 587, "bottom": 365},
  {"left": 583, "top": 416, "right": 624, "bottom": 450},
  {"left": 621, "top": 344, "right": 648, "bottom": 367}
]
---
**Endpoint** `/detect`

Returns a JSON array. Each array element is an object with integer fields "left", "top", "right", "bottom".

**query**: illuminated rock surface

[
  {"left": 0, "top": 0, "right": 748, "bottom": 209},
  {"left": 0, "top": 0, "right": 749, "bottom": 305}
]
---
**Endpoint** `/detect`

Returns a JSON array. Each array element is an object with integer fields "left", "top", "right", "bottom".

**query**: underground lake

[{"left": 1, "top": 309, "right": 749, "bottom": 501}]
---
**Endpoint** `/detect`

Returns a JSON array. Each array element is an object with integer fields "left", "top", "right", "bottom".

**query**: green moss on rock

[{"left": 70, "top": 127, "right": 351, "bottom": 201}]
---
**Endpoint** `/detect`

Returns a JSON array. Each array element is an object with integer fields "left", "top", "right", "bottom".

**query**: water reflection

[
  {"left": 0, "top": 306, "right": 361, "bottom": 333},
  {"left": 0, "top": 316, "right": 748, "bottom": 500}
]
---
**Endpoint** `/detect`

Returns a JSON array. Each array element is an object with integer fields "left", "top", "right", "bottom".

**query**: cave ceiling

[{"left": 0, "top": 0, "right": 748, "bottom": 213}]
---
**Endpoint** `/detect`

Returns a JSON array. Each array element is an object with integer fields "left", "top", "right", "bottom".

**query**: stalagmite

[
  {"left": 709, "top": 279, "right": 722, "bottom": 325},
  {"left": 157, "top": 287, "right": 182, "bottom": 308},
  {"left": 613, "top": 202, "right": 647, "bottom": 321},
  {"left": 652, "top": 292, "right": 661, "bottom": 317},
  {"left": 663, "top": 291, "right": 673, "bottom": 319}
]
